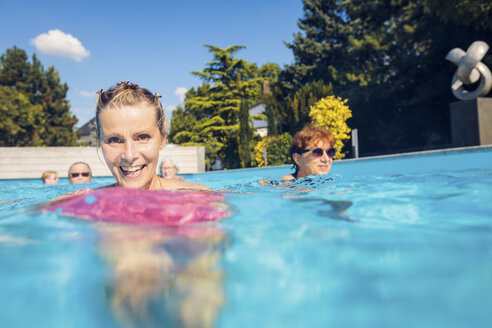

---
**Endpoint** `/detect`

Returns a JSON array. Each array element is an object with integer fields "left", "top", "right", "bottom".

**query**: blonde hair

[
  {"left": 41, "top": 170, "right": 57, "bottom": 182},
  {"left": 95, "top": 82, "right": 168, "bottom": 142}
]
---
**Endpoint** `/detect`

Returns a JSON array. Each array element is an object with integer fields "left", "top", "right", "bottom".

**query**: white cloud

[
  {"left": 30, "top": 29, "right": 90, "bottom": 62},
  {"left": 174, "top": 87, "right": 188, "bottom": 103},
  {"left": 79, "top": 90, "right": 96, "bottom": 98}
]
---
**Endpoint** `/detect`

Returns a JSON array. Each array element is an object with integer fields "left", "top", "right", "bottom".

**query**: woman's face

[
  {"left": 161, "top": 161, "right": 177, "bottom": 179},
  {"left": 69, "top": 163, "right": 92, "bottom": 184},
  {"left": 293, "top": 139, "right": 334, "bottom": 178},
  {"left": 44, "top": 174, "right": 58, "bottom": 185},
  {"left": 99, "top": 105, "right": 165, "bottom": 189}
]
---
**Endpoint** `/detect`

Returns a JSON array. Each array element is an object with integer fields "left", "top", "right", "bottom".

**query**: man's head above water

[{"left": 68, "top": 162, "right": 92, "bottom": 184}]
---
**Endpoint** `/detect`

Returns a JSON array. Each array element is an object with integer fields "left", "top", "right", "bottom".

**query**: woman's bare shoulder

[
  {"left": 280, "top": 174, "right": 295, "bottom": 181},
  {"left": 160, "top": 178, "right": 212, "bottom": 191}
]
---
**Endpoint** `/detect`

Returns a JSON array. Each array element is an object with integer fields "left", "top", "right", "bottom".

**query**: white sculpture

[{"left": 446, "top": 41, "right": 492, "bottom": 100}]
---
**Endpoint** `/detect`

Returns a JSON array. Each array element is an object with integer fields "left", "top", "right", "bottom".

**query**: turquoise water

[{"left": 1, "top": 147, "right": 491, "bottom": 327}]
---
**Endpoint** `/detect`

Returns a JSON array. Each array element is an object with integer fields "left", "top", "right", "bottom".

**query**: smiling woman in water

[
  {"left": 96, "top": 82, "right": 210, "bottom": 191},
  {"left": 281, "top": 124, "right": 336, "bottom": 180}
]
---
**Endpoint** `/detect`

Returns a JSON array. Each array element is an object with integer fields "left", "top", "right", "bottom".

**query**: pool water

[{"left": 1, "top": 147, "right": 491, "bottom": 327}]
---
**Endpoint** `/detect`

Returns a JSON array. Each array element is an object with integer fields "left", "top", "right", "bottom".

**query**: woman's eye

[
  {"left": 138, "top": 134, "right": 151, "bottom": 141},
  {"left": 107, "top": 137, "right": 121, "bottom": 143}
]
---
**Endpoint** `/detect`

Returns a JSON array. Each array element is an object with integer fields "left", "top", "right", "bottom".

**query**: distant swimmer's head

[
  {"left": 161, "top": 159, "right": 179, "bottom": 179},
  {"left": 68, "top": 162, "right": 92, "bottom": 184},
  {"left": 95, "top": 82, "right": 168, "bottom": 189},
  {"left": 42, "top": 171, "right": 58, "bottom": 185},
  {"left": 289, "top": 125, "right": 336, "bottom": 179}
]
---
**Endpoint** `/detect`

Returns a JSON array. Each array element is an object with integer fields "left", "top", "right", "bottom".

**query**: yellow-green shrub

[
  {"left": 254, "top": 139, "right": 267, "bottom": 167},
  {"left": 309, "top": 95, "right": 352, "bottom": 159}
]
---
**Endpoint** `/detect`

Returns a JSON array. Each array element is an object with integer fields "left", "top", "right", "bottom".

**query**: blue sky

[{"left": 0, "top": 0, "right": 303, "bottom": 127}]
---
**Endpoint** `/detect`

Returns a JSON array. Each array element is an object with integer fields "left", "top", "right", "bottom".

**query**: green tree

[
  {"left": 262, "top": 81, "right": 287, "bottom": 136},
  {"left": 0, "top": 46, "right": 31, "bottom": 92},
  {"left": 283, "top": 0, "right": 492, "bottom": 155},
  {"left": 238, "top": 99, "right": 253, "bottom": 167},
  {"left": 169, "top": 86, "right": 225, "bottom": 170},
  {"left": 170, "top": 45, "right": 274, "bottom": 169},
  {"left": 0, "top": 47, "right": 78, "bottom": 146},
  {"left": 0, "top": 86, "right": 45, "bottom": 146},
  {"left": 262, "top": 79, "right": 333, "bottom": 136},
  {"left": 168, "top": 105, "right": 190, "bottom": 142},
  {"left": 254, "top": 133, "right": 292, "bottom": 167},
  {"left": 427, "top": 0, "right": 492, "bottom": 31},
  {"left": 189, "top": 45, "right": 253, "bottom": 168},
  {"left": 286, "top": 80, "right": 333, "bottom": 134},
  {"left": 39, "top": 66, "right": 78, "bottom": 145}
]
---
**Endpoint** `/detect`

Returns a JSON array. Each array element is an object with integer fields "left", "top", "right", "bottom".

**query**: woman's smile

[{"left": 120, "top": 165, "right": 146, "bottom": 178}]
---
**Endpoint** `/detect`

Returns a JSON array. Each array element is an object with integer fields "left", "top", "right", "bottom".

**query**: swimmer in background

[
  {"left": 276, "top": 125, "right": 354, "bottom": 220},
  {"left": 68, "top": 162, "right": 92, "bottom": 184},
  {"left": 96, "top": 81, "right": 210, "bottom": 191},
  {"left": 42, "top": 171, "right": 58, "bottom": 185},
  {"left": 281, "top": 124, "right": 336, "bottom": 180},
  {"left": 160, "top": 159, "right": 185, "bottom": 181}
]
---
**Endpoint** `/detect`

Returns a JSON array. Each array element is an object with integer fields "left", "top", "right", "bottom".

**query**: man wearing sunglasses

[
  {"left": 68, "top": 161, "right": 93, "bottom": 184},
  {"left": 281, "top": 125, "right": 336, "bottom": 180}
]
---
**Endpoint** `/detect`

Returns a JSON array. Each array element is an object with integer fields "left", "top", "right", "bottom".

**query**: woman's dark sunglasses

[
  {"left": 71, "top": 172, "right": 90, "bottom": 178},
  {"left": 302, "top": 147, "right": 337, "bottom": 158}
]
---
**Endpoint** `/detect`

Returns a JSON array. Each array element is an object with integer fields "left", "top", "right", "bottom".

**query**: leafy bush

[
  {"left": 309, "top": 95, "right": 352, "bottom": 159},
  {"left": 254, "top": 133, "right": 292, "bottom": 167}
]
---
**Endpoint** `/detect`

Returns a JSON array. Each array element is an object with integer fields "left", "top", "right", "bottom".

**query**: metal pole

[
  {"left": 351, "top": 129, "right": 359, "bottom": 158},
  {"left": 263, "top": 147, "right": 268, "bottom": 167}
]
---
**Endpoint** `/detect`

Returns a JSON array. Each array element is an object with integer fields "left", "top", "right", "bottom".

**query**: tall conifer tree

[
  {"left": 0, "top": 47, "right": 78, "bottom": 146},
  {"left": 238, "top": 99, "right": 252, "bottom": 168},
  {"left": 284, "top": 0, "right": 492, "bottom": 155},
  {"left": 170, "top": 45, "right": 273, "bottom": 169}
]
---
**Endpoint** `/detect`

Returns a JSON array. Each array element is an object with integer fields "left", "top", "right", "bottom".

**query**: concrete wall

[
  {"left": 450, "top": 97, "right": 492, "bottom": 147},
  {"left": 0, "top": 144, "right": 205, "bottom": 180}
]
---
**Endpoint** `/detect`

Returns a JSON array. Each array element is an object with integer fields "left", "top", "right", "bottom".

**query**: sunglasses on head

[
  {"left": 302, "top": 147, "right": 337, "bottom": 158},
  {"left": 71, "top": 172, "right": 90, "bottom": 178}
]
